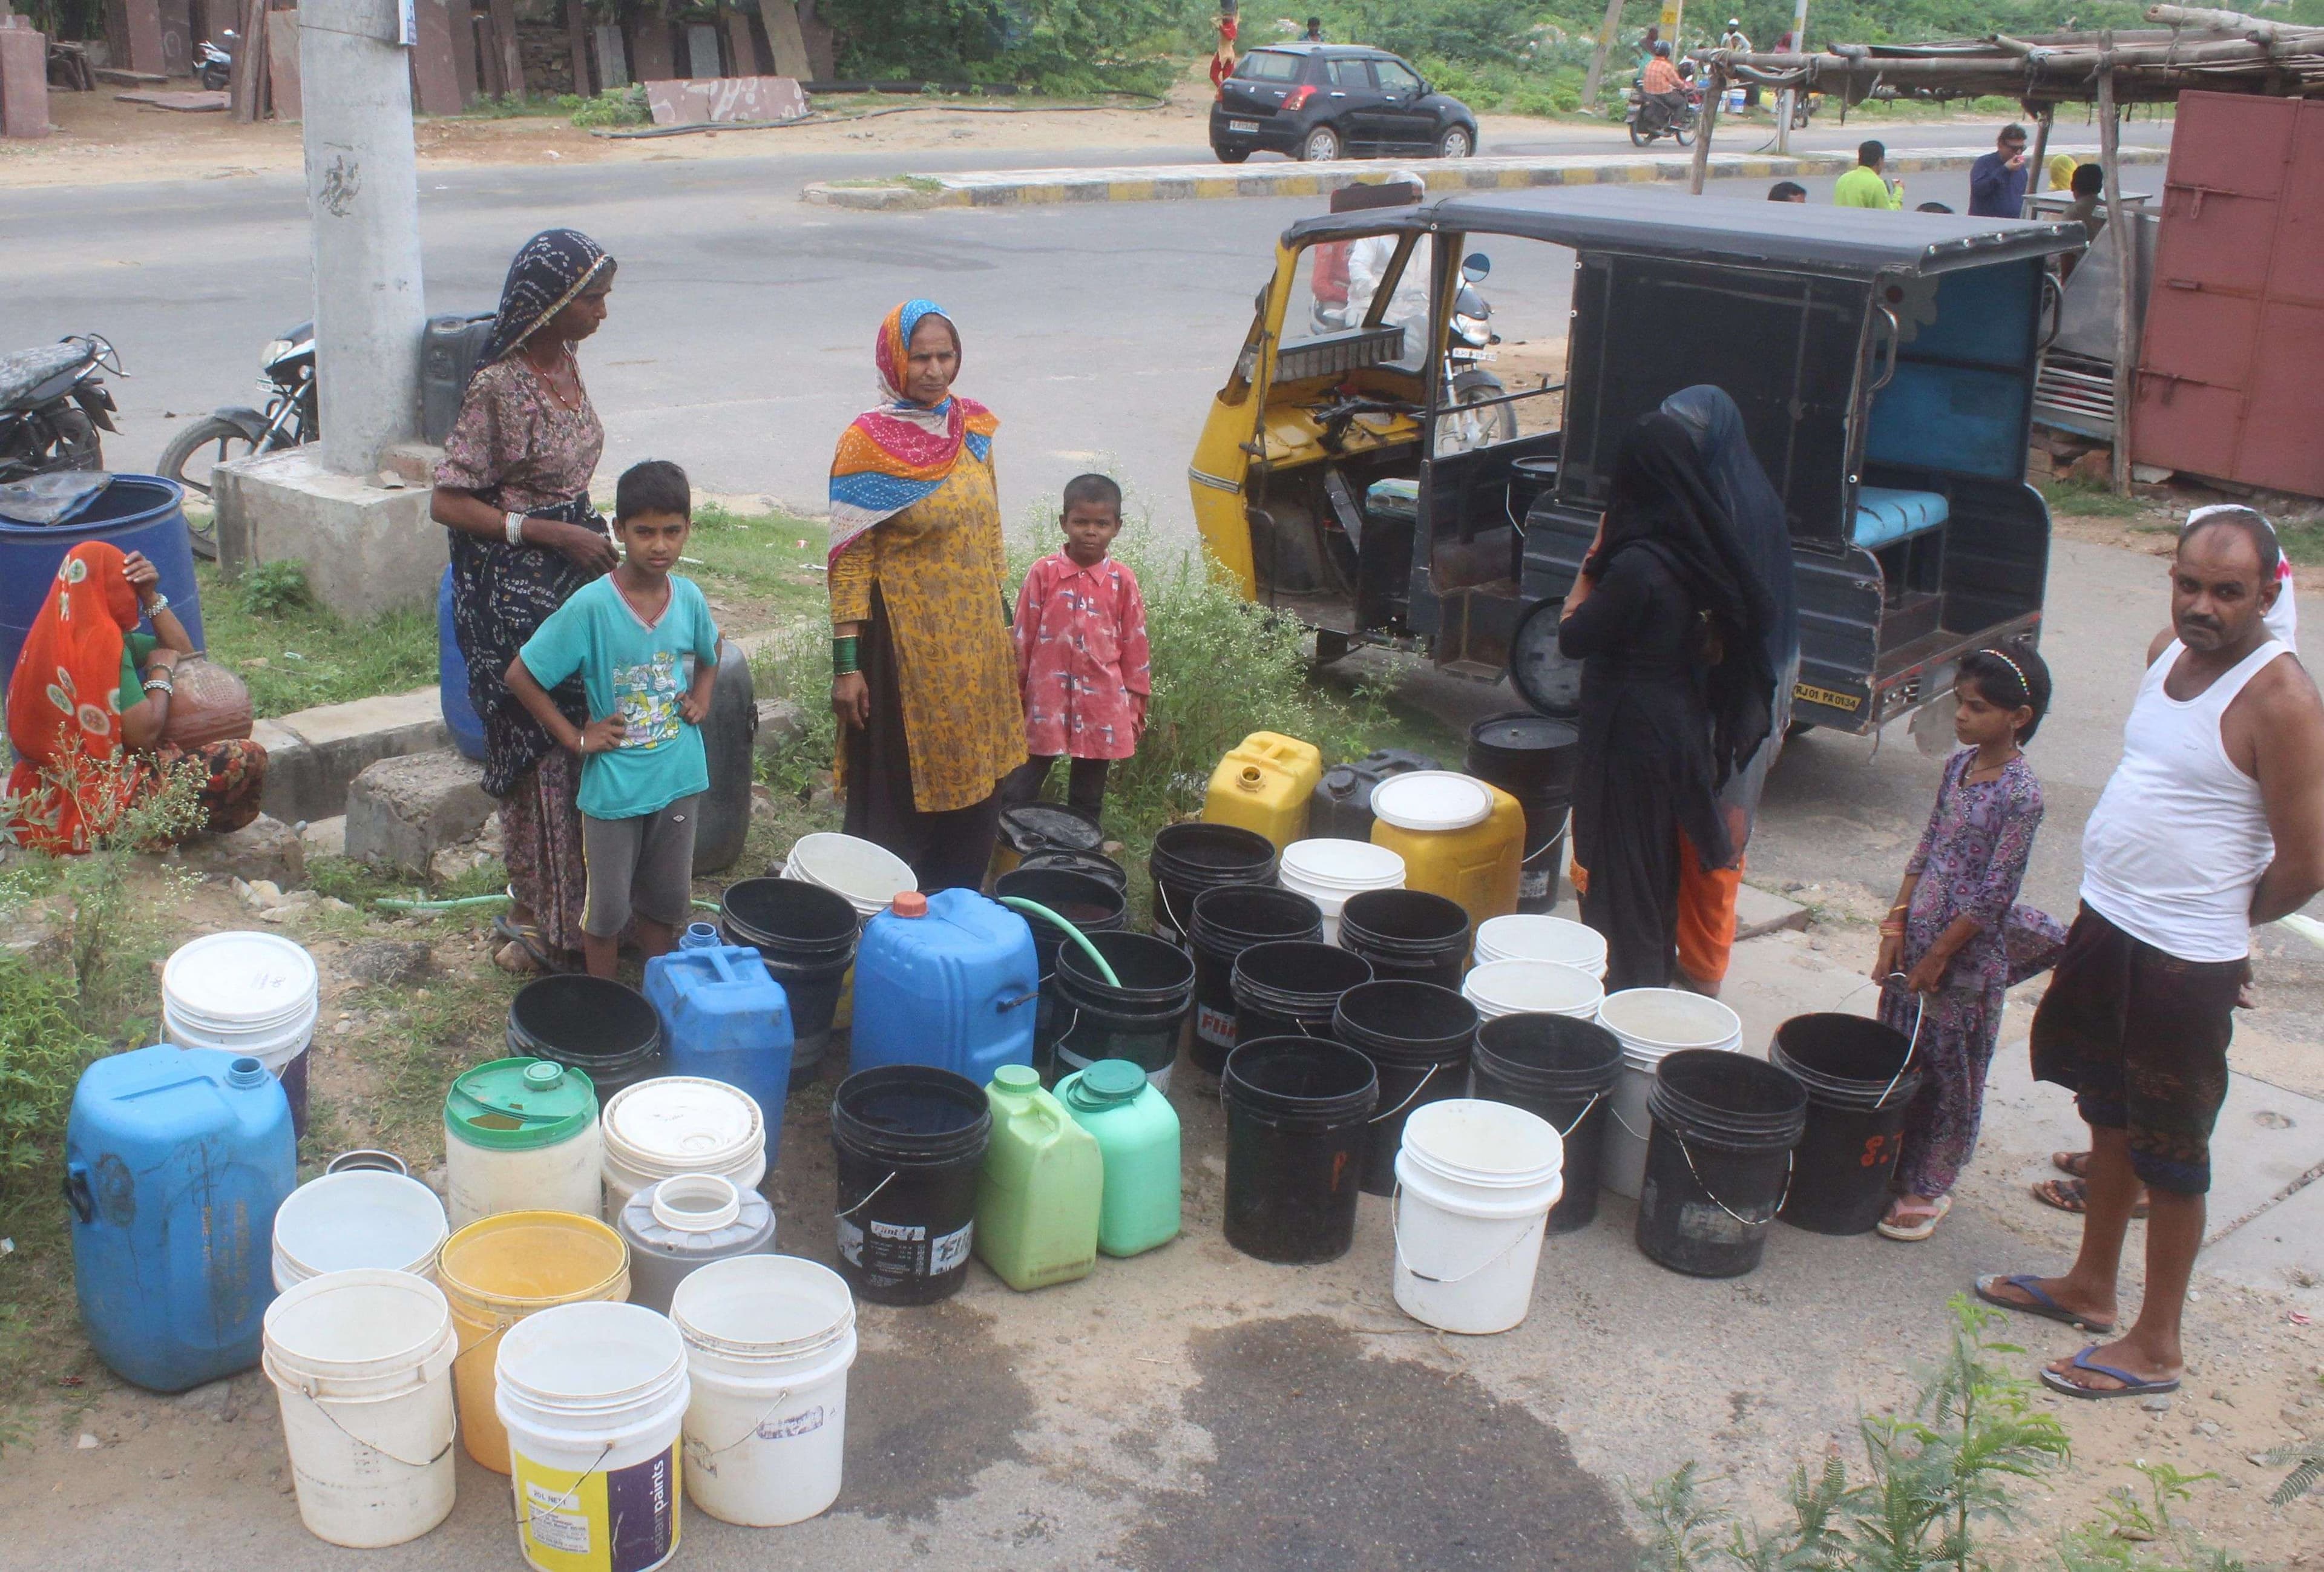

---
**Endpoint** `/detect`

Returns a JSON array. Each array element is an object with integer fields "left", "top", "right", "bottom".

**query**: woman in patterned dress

[
  {"left": 431, "top": 228, "right": 620, "bottom": 972},
  {"left": 827, "top": 299, "right": 1025, "bottom": 892}
]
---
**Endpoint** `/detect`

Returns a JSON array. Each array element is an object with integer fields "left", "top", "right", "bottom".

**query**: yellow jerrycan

[
  {"left": 1367, "top": 771, "right": 1525, "bottom": 930},
  {"left": 1203, "top": 732, "right": 1322, "bottom": 850}
]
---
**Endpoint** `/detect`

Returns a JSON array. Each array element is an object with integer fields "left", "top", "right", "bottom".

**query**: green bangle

[{"left": 832, "top": 635, "right": 859, "bottom": 676}]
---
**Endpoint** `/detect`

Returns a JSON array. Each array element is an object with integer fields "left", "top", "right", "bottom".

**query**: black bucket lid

[
  {"left": 1507, "top": 597, "right": 1583, "bottom": 718},
  {"left": 999, "top": 803, "right": 1104, "bottom": 856},
  {"left": 1468, "top": 711, "right": 1579, "bottom": 761}
]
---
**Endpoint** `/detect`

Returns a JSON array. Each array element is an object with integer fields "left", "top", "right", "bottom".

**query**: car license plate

[{"left": 1229, "top": 119, "right": 1259, "bottom": 133}]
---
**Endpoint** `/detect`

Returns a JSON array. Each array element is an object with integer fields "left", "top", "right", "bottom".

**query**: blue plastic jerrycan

[
  {"left": 644, "top": 928, "right": 795, "bottom": 1143},
  {"left": 850, "top": 889, "right": 1039, "bottom": 1084},
  {"left": 65, "top": 1045, "right": 296, "bottom": 1392}
]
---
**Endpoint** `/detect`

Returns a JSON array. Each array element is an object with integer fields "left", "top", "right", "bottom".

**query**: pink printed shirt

[{"left": 1014, "top": 551, "right": 1151, "bottom": 760}]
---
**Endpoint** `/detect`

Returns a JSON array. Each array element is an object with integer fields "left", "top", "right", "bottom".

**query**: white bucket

[
  {"left": 262, "top": 1268, "right": 460, "bottom": 1548},
  {"left": 669, "top": 1253, "right": 858, "bottom": 1527},
  {"left": 496, "top": 1300, "right": 691, "bottom": 1572},
  {"left": 1391, "top": 1099, "right": 1564, "bottom": 1335},
  {"left": 781, "top": 832, "right": 914, "bottom": 920},
  {"left": 1280, "top": 838, "right": 1406, "bottom": 944},
  {"left": 600, "top": 1076, "right": 767, "bottom": 1222},
  {"left": 1461, "top": 958, "right": 1604, "bottom": 1022},
  {"left": 1472, "top": 914, "right": 1608, "bottom": 979},
  {"left": 273, "top": 1171, "right": 450, "bottom": 1291},
  {"left": 1597, "top": 987, "right": 1745, "bottom": 1200}
]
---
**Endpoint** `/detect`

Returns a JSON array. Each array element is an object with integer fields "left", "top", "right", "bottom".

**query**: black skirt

[{"left": 841, "top": 585, "right": 1002, "bottom": 893}]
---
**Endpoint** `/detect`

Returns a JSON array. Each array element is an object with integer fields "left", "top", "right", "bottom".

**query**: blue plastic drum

[
  {"left": 1, "top": 475, "right": 205, "bottom": 692},
  {"left": 438, "top": 565, "right": 487, "bottom": 760}
]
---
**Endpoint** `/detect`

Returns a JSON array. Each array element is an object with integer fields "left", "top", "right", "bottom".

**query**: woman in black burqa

[{"left": 1559, "top": 410, "right": 1777, "bottom": 990}]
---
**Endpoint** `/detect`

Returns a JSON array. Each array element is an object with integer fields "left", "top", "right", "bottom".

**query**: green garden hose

[{"left": 995, "top": 895, "right": 1120, "bottom": 987}]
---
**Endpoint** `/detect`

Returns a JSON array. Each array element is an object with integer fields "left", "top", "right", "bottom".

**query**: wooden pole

[
  {"left": 1688, "top": 66, "right": 1721, "bottom": 192},
  {"left": 2021, "top": 103, "right": 2052, "bottom": 217},
  {"left": 1583, "top": 0, "right": 1627, "bottom": 112},
  {"left": 2098, "top": 35, "right": 2135, "bottom": 496}
]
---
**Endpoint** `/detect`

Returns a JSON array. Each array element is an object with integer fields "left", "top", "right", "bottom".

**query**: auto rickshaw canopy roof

[{"left": 1281, "top": 185, "right": 2088, "bottom": 280}]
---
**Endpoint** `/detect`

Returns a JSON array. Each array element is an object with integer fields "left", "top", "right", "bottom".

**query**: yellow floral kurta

[{"left": 829, "top": 452, "right": 1025, "bottom": 812}]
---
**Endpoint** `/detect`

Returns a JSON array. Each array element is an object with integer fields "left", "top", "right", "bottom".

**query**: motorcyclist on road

[{"left": 1641, "top": 41, "right": 1687, "bottom": 135}]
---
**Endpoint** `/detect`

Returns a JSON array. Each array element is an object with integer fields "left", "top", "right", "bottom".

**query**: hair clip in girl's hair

[{"left": 1981, "top": 649, "right": 2028, "bottom": 696}]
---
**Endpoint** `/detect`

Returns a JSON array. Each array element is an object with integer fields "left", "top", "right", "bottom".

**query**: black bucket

[
  {"left": 1231, "top": 940, "right": 1372, "bottom": 1047},
  {"left": 1331, "top": 981, "right": 1480, "bottom": 1196},
  {"left": 1149, "top": 823, "right": 1278, "bottom": 948},
  {"left": 720, "top": 876, "right": 861, "bottom": 1087},
  {"left": 1050, "top": 930, "right": 1196, "bottom": 1088},
  {"left": 829, "top": 1065, "right": 993, "bottom": 1305},
  {"left": 1770, "top": 1013, "right": 1924, "bottom": 1235},
  {"left": 1472, "top": 1013, "right": 1624, "bottom": 1233},
  {"left": 1186, "top": 885, "right": 1324, "bottom": 1074},
  {"left": 1336, "top": 888, "right": 1474, "bottom": 988},
  {"left": 994, "top": 868, "right": 1128, "bottom": 978},
  {"left": 1636, "top": 1050, "right": 1808, "bottom": 1278},
  {"left": 1465, "top": 712, "right": 1580, "bottom": 914},
  {"left": 1221, "top": 1037, "right": 1379, "bottom": 1263},
  {"left": 999, "top": 802, "right": 1105, "bottom": 858},
  {"left": 1016, "top": 847, "right": 1128, "bottom": 892},
  {"left": 507, "top": 975, "right": 664, "bottom": 1099}
]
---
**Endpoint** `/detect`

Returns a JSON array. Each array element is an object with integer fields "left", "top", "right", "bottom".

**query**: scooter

[
  {"left": 157, "top": 319, "right": 316, "bottom": 559},
  {"left": 1625, "top": 75, "right": 1701, "bottom": 146},
  {"left": 196, "top": 31, "right": 235, "bottom": 92},
  {"left": 0, "top": 335, "right": 122, "bottom": 484},
  {"left": 1439, "top": 252, "right": 1514, "bottom": 453}
]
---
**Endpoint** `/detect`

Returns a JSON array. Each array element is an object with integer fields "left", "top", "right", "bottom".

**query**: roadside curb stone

[{"left": 346, "top": 751, "right": 494, "bottom": 878}]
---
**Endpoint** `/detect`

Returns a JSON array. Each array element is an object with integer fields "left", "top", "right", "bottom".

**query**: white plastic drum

[
  {"left": 160, "top": 930, "right": 318, "bottom": 1077},
  {"left": 496, "top": 1301, "right": 691, "bottom": 1572},
  {"left": 1279, "top": 838, "right": 1406, "bottom": 945},
  {"left": 1597, "top": 987, "right": 1745, "bottom": 1200},
  {"left": 262, "top": 1268, "right": 459, "bottom": 1548},
  {"left": 670, "top": 1253, "right": 859, "bottom": 1527},
  {"left": 1392, "top": 1099, "right": 1564, "bottom": 1335},
  {"left": 1461, "top": 958, "right": 1604, "bottom": 1022},
  {"left": 1472, "top": 914, "right": 1608, "bottom": 979},
  {"left": 272, "top": 1170, "right": 450, "bottom": 1291},
  {"left": 600, "top": 1077, "right": 767, "bottom": 1222}
]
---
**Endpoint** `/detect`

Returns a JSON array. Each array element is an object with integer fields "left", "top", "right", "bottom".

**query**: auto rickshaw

[{"left": 1188, "top": 185, "right": 2087, "bottom": 734}]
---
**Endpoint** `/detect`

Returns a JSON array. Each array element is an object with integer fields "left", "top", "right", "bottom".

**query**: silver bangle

[
  {"left": 505, "top": 511, "right": 528, "bottom": 547},
  {"left": 143, "top": 675, "right": 173, "bottom": 695},
  {"left": 143, "top": 590, "right": 169, "bottom": 616}
]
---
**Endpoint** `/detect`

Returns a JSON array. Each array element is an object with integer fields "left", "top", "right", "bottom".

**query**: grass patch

[
  {"left": 2040, "top": 477, "right": 2147, "bottom": 519},
  {"left": 2273, "top": 518, "right": 2324, "bottom": 570},
  {"left": 824, "top": 174, "right": 947, "bottom": 193},
  {"left": 194, "top": 561, "right": 435, "bottom": 717},
  {"left": 682, "top": 505, "right": 831, "bottom": 634}
]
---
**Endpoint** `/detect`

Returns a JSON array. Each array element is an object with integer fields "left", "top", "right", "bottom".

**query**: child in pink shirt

[{"left": 1003, "top": 474, "right": 1150, "bottom": 821}]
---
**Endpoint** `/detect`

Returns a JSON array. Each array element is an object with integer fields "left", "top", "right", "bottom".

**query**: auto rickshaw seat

[{"left": 1851, "top": 487, "right": 1949, "bottom": 551}]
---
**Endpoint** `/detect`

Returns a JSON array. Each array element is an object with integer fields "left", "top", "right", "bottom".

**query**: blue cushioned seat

[{"left": 1851, "top": 487, "right": 1950, "bottom": 550}]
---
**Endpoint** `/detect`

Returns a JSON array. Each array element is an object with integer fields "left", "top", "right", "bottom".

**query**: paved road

[{"left": 0, "top": 118, "right": 2170, "bottom": 531}]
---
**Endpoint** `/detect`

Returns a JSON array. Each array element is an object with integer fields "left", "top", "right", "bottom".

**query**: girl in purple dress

[{"left": 1872, "top": 649, "right": 2063, "bottom": 1240}]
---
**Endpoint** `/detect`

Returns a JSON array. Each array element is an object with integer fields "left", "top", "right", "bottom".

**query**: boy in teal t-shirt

[{"left": 508, "top": 459, "right": 721, "bottom": 978}]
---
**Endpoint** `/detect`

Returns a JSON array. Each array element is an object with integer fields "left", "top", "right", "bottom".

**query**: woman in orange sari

[{"left": 5, "top": 542, "right": 265, "bottom": 852}]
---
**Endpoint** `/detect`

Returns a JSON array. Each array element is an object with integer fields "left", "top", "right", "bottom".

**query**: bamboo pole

[
  {"left": 2021, "top": 104, "right": 2052, "bottom": 217},
  {"left": 1689, "top": 65, "right": 1721, "bottom": 193},
  {"left": 2098, "top": 36, "right": 2135, "bottom": 496}
]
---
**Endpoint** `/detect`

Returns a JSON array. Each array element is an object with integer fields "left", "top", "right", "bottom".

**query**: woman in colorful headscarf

[
  {"left": 6, "top": 543, "right": 266, "bottom": 853},
  {"left": 432, "top": 228, "right": 620, "bottom": 973},
  {"left": 827, "top": 300, "right": 1025, "bottom": 892}
]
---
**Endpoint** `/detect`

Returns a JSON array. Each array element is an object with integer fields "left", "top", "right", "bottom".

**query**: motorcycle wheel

[
  {"left": 1672, "top": 121, "right": 1694, "bottom": 146},
  {"left": 158, "top": 415, "right": 261, "bottom": 561},
  {"left": 1628, "top": 120, "right": 1649, "bottom": 147},
  {"left": 1453, "top": 369, "right": 1517, "bottom": 446},
  {"left": 50, "top": 410, "right": 103, "bottom": 471}
]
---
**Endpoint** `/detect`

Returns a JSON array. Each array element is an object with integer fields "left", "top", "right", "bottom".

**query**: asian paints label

[
  {"left": 1195, "top": 1002, "right": 1237, "bottom": 1051},
  {"left": 837, "top": 1215, "right": 972, "bottom": 1288},
  {"left": 511, "top": 1442, "right": 681, "bottom": 1572}
]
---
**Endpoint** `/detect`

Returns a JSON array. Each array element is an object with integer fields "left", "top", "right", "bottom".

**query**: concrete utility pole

[
  {"left": 1583, "top": 0, "right": 1626, "bottom": 112},
  {"left": 301, "top": 0, "right": 426, "bottom": 477},
  {"left": 1774, "top": 0, "right": 1809, "bottom": 153}
]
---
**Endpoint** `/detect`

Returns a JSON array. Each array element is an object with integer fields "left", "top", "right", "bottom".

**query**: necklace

[{"left": 523, "top": 338, "right": 583, "bottom": 411}]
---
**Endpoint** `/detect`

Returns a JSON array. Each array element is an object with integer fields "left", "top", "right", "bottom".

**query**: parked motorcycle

[
  {"left": 196, "top": 31, "right": 235, "bottom": 92},
  {"left": 1439, "top": 252, "right": 1514, "bottom": 453},
  {"left": 0, "top": 335, "right": 122, "bottom": 485},
  {"left": 1625, "top": 76, "right": 1700, "bottom": 146},
  {"left": 158, "top": 320, "right": 315, "bottom": 559}
]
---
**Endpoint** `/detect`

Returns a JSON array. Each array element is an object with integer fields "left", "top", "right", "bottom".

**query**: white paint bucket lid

[
  {"left": 1474, "top": 915, "right": 1607, "bottom": 975},
  {"left": 1598, "top": 987, "right": 1744, "bottom": 1062},
  {"left": 603, "top": 1076, "right": 765, "bottom": 1174},
  {"left": 1462, "top": 958, "right": 1604, "bottom": 1020},
  {"left": 496, "top": 1300, "right": 689, "bottom": 1418},
  {"left": 263, "top": 1268, "right": 454, "bottom": 1384},
  {"left": 671, "top": 1253, "right": 857, "bottom": 1366},
  {"left": 272, "top": 1171, "right": 448, "bottom": 1288},
  {"left": 1400, "top": 1098, "right": 1564, "bottom": 1189},
  {"left": 163, "top": 994, "right": 317, "bottom": 1064},
  {"left": 162, "top": 930, "right": 317, "bottom": 1028},
  {"left": 1369, "top": 771, "right": 1495, "bottom": 834},
  {"left": 1280, "top": 838, "right": 1406, "bottom": 889},
  {"left": 783, "top": 832, "right": 914, "bottom": 916}
]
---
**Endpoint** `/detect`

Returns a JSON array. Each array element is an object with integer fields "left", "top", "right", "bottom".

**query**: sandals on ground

[
  {"left": 2039, "top": 1344, "right": 2181, "bottom": 1400},
  {"left": 2030, "top": 1177, "right": 2150, "bottom": 1218},
  {"left": 1876, "top": 1195, "right": 1951, "bottom": 1242},
  {"left": 1974, "top": 1272, "right": 2116, "bottom": 1335},
  {"left": 491, "top": 915, "right": 561, "bottom": 975}
]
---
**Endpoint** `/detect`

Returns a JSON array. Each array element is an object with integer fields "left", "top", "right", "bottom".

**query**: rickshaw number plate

[{"left": 1795, "top": 682, "right": 1863, "bottom": 712}]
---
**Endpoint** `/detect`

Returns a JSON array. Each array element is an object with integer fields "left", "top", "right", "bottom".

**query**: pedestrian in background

[
  {"left": 1834, "top": 141, "right": 1902, "bottom": 209},
  {"left": 1003, "top": 474, "right": 1151, "bottom": 824},
  {"left": 1969, "top": 123, "right": 2032, "bottom": 217}
]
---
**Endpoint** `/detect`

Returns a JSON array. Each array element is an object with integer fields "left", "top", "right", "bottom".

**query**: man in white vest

[{"left": 1978, "top": 511, "right": 2324, "bottom": 1397}]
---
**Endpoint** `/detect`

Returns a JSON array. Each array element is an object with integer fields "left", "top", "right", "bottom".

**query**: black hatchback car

[{"left": 1211, "top": 44, "right": 1479, "bottom": 163}]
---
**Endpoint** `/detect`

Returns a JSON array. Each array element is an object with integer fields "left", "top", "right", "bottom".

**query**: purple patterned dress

[{"left": 1879, "top": 749, "right": 2060, "bottom": 1197}]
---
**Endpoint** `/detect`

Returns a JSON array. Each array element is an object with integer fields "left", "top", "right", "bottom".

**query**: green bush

[
  {"left": 563, "top": 86, "right": 649, "bottom": 128},
  {"left": 0, "top": 956, "right": 99, "bottom": 1226},
  {"left": 237, "top": 559, "right": 314, "bottom": 618}
]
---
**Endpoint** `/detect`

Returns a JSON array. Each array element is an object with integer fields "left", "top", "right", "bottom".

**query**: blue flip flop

[
  {"left": 2040, "top": 1344, "right": 2181, "bottom": 1400},
  {"left": 1974, "top": 1272, "right": 2116, "bottom": 1334}
]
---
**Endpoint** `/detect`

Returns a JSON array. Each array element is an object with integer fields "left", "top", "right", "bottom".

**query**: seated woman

[{"left": 5, "top": 543, "right": 265, "bottom": 852}]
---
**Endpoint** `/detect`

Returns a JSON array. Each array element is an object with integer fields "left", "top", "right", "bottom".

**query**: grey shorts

[{"left": 581, "top": 794, "right": 699, "bottom": 938}]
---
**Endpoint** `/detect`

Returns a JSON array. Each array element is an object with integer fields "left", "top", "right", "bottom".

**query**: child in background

[
  {"left": 1871, "top": 648, "right": 2061, "bottom": 1241},
  {"left": 1003, "top": 473, "right": 1150, "bottom": 820},
  {"left": 507, "top": 459, "right": 721, "bottom": 979}
]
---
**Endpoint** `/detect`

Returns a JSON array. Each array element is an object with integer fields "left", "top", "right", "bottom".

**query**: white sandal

[{"left": 1876, "top": 1194, "right": 1952, "bottom": 1241}]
